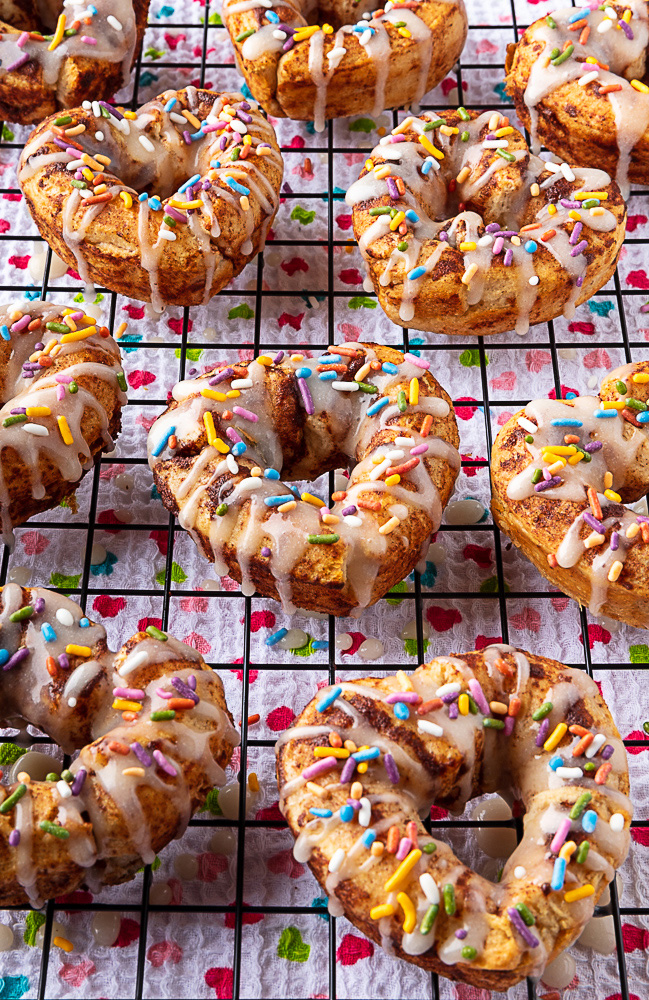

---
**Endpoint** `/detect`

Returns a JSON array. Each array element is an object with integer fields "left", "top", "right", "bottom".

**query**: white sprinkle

[
  {"left": 118, "top": 649, "right": 148, "bottom": 677},
  {"left": 358, "top": 797, "right": 371, "bottom": 827},
  {"left": 560, "top": 163, "right": 576, "bottom": 182},
  {"left": 231, "top": 378, "right": 253, "bottom": 389},
  {"left": 436, "top": 681, "right": 461, "bottom": 698},
  {"left": 272, "top": 29, "right": 287, "bottom": 39},
  {"left": 419, "top": 872, "right": 440, "bottom": 904},
  {"left": 369, "top": 458, "right": 391, "bottom": 481},
  {"left": 579, "top": 70, "right": 599, "bottom": 86},
  {"left": 22, "top": 423, "right": 49, "bottom": 436},
  {"left": 226, "top": 454, "right": 238, "bottom": 475},
  {"left": 517, "top": 416, "right": 538, "bottom": 434},
  {"left": 170, "top": 112, "right": 187, "bottom": 125},
  {"left": 386, "top": 449, "right": 405, "bottom": 461},
  {"left": 107, "top": 14, "right": 122, "bottom": 29},
  {"left": 544, "top": 161, "right": 561, "bottom": 174},
  {"left": 329, "top": 848, "right": 346, "bottom": 872},
  {"left": 418, "top": 719, "right": 444, "bottom": 738},
  {"left": 230, "top": 120, "right": 247, "bottom": 135},
  {"left": 343, "top": 515, "right": 362, "bottom": 527},
  {"left": 332, "top": 381, "right": 359, "bottom": 391},
  {"left": 159, "top": 230, "right": 176, "bottom": 241},
  {"left": 67, "top": 697, "right": 77, "bottom": 707},
  {"left": 395, "top": 437, "right": 415, "bottom": 446},
  {"left": 482, "top": 140, "right": 509, "bottom": 149},
  {"left": 585, "top": 733, "right": 607, "bottom": 758},
  {"left": 82, "top": 100, "right": 92, "bottom": 110},
  {"left": 556, "top": 766, "right": 584, "bottom": 780},
  {"left": 597, "top": 18, "right": 613, "bottom": 32},
  {"left": 514, "top": 865, "right": 527, "bottom": 879},
  {"left": 360, "top": 28, "right": 372, "bottom": 44},
  {"left": 609, "top": 813, "right": 625, "bottom": 833},
  {"left": 94, "top": 131, "right": 104, "bottom": 143},
  {"left": 66, "top": 159, "right": 85, "bottom": 171},
  {"left": 91, "top": 100, "right": 101, "bottom": 118},
  {"left": 118, "top": 119, "right": 131, "bottom": 136},
  {"left": 139, "top": 135, "right": 155, "bottom": 153},
  {"left": 529, "top": 276, "right": 540, "bottom": 286},
  {"left": 57, "top": 780, "right": 72, "bottom": 799},
  {"left": 604, "top": 6, "right": 617, "bottom": 18},
  {"left": 477, "top": 234, "right": 493, "bottom": 247},
  {"left": 56, "top": 608, "right": 74, "bottom": 627},
  {"left": 237, "top": 478, "right": 264, "bottom": 492}
]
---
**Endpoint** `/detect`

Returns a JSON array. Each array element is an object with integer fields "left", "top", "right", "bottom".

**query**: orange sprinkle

[
  {"left": 406, "top": 820, "right": 418, "bottom": 846},
  {"left": 122, "top": 711, "right": 137, "bottom": 722},
  {"left": 508, "top": 697, "right": 521, "bottom": 717},
  {"left": 598, "top": 84, "right": 623, "bottom": 94},
  {"left": 494, "top": 657, "right": 514, "bottom": 677},
  {"left": 579, "top": 24, "right": 590, "bottom": 44},
  {"left": 38, "top": 356, "right": 53, "bottom": 367},
  {"left": 27, "top": 318, "right": 41, "bottom": 330},
  {"left": 417, "top": 697, "right": 443, "bottom": 715},
  {"left": 358, "top": 498, "right": 381, "bottom": 511},
  {"left": 221, "top": 410, "right": 233, "bottom": 420},
  {"left": 168, "top": 435, "right": 177, "bottom": 449},
  {"left": 395, "top": 177, "right": 406, "bottom": 196},
  {"left": 329, "top": 731, "right": 343, "bottom": 748},
  {"left": 108, "top": 740, "right": 130, "bottom": 755},
  {"left": 332, "top": 491, "right": 347, "bottom": 502},
  {"left": 562, "top": 39, "right": 571, "bottom": 51},
  {"left": 336, "top": 346, "right": 362, "bottom": 357},
  {"left": 386, "top": 825, "right": 400, "bottom": 854},
  {"left": 541, "top": 229, "right": 556, "bottom": 241},
  {"left": 547, "top": 553, "right": 558, "bottom": 568},
  {"left": 564, "top": 434, "right": 580, "bottom": 444},
  {"left": 421, "top": 414, "right": 433, "bottom": 437},
  {"left": 568, "top": 18, "right": 587, "bottom": 29},
  {"left": 520, "top": 223, "right": 541, "bottom": 233},
  {"left": 316, "top": 364, "right": 347, "bottom": 374},
  {"left": 569, "top": 724, "right": 590, "bottom": 737},
  {"left": 587, "top": 487, "right": 602, "bottom": 521},
  {"left": 641, "top": 523, "right": 649, "bottom": 545},
  {"left": 572, "top": 733, "right": 594, "bottom": 757},
  {"left": 247, "top": 713, "right": 260, "bottom": 726},
  {"left": 594, "top": 761, "right": 612, "bottom": 784},
  {"left": 370, "top": 360, "right": 381, "bottom": 370},
  {"left": 45, "top": 656, "right": 57, "bottom": 677},
  {"left": 168, "top": 698, "right": 196, "bottom": 711}
]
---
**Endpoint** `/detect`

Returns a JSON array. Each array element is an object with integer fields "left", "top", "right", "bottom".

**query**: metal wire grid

[{"left": 0, "top": 0, "right": 646, "bottom": 996}]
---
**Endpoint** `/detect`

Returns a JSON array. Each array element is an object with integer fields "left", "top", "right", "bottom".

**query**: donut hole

[
  {"left": 294, "top": 0, "right": 377, "bottom": 31},
  {"left": 0, "top": 0, "right": 63, "bottom": 33}
]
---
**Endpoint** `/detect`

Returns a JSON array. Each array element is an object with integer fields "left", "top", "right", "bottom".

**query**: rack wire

[{"left": 0, "top": 0, "right": 647, "bottom": 995}]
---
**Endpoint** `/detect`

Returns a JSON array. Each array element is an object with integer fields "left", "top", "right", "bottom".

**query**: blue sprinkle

[
  {"left": 405, "top": 210, "right": 419, "bottom": 223},
  {"left": 319, "top": 355, "right": 341, "bottom": 364},
  {"left": 565, "top": 392, "right": 577, "bottom": 400},
  {"left": 582, "top": 809, "right": 598, "bottom": 833},
  {"left": 361, "top": 829, "right": 376, "bottom": 848},
  {"left": 41, "top": 623, "right": 57, "bottom": 642},
  {"left": 352, "top": 746, "right": 380, "bottom": 762},
  {"left": 295, "top": 367, "right": 312, "bottom": 379},
  {"left": 551, "top": 856, "right": 566, "bottom": 891},
  {"left": 264, "top": 495, "right": 293, "bottom": 507},
  {"left": 148, "top": 198, "right": 162, "bottom": 211},
  {"left": 407, "top": 266, "right": 427, "bottom": 280},
  {"left": 266, "top": 628, "right": 288, "bottom": 647},
  {"left": 548, "top": 755, "right": 563, "bottom": 771},
  {"left": 637, "top": 411, "right": 649, "bottom": 423},
  {"left": 310, "top": 807, "right": 333, "bottom": 817},
  {"left": 382, "top": 362, "right": 398, "bottom": 375},
  {"left": 0, "top": 325, "right": 10, "bottom": 341},
  {"left": 88, "top": 4, "right": 97, "bottom": 12},
  {"left": 593, "top": 409, "right": 618, "bottom": 419},
  {"left": 312, "top": 640, "right": 329, "bottom": 650},
  {"left": 232, "top": 442, "right": 247, "bottom": 456},
  {"left": 568, "top": 7, "right": 589, "bottom": 20},
  {"left": 525, "top": 240, "right": 538, "bottom": 253},
  {"left": 317, "top": 685, "right": 342, "bottom": 712},
  {"left": 179, "top": 173, "right": 201, "bottom": 193},
  {"left": 394, "top": 702, "right": 410, "bottom": 720},
  {"left": 152, "top": 425, "right": 175, "bottom": 457},
  {"left": 318, "top": 371, "right": 337, "bottom": 381},
  {"left": 266, "top": 8, "right": 280, "bottom": 20},
  {"left": 367, "top": 396, "right": 390, "bottom": 416},
  {"left": 210, "top": 159, "right": 221, "bottom": 169},
  {"left": 0, "top": 649, "right": 8, "bottom": 666},
  {"left": 79, "top": 618, "right": 90, "bottom": 628},
  {"left": 264, "top": 468, "right": 280, "bottom": 479},
  {"left": 551, "top": 419, "right": 583, "bottom": 427},
  {"left": 422, "top": 158, "right": 435, "bottom": 175},
  {"left": 225, "top": 177, "right": 250, "bottom": 197},
  {"left": 138, "top": 192, "right": 148, "bottom": 202},
  {"left": 164, "top": 97, "right": 177, "bottom": 112},
  {"left": 340, "top": 804, "right": 354, "bottom": 822}
]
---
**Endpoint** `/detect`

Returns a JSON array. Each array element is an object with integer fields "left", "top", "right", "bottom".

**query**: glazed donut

[
  {"left": 0, "top": 0, "right": 149, "bottom": 126},
  {"left": 0, "top": 299, "right": 126, "bottom": 544},
  {"left": 18, "top": 88, "right": 283, "bottom": 311},
  {"left": 0, "top": 585, "right": 238, "bottom": 907},
  {"left": 491, "top": 360, "right": 649, "bottom": 630},
  {"left": 505, "top": 0, "right": 649, "bottom": 196},
  {"left": 148, "top": 342, "right": 460, "bottom": 617},
  {"left": 346, "top": 109, "right": 626, "bottom": 337},
  {"left": 222, "top": 0, "right": 467, "bottom": 131},
  {"left": 277, "top": 647, "right": 632, "bottom": 989}
]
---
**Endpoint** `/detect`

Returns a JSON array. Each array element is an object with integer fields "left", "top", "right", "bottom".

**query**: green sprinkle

[
  {"left": 307, "top": 534, "right": 339, "bottom": 544},
  {"left": 467, "top": 695, "right": 479, "bottom": 715},
  {"left": 356, "top": 382, "right": 378, "bottom": 393},
  {"left": 532, "top": 701, "right": 553, "bottom": 721},
  {"left": 100, "top": 105, "right": 111, "bottom": 119},
  {"left": 626, "top": 397, "right": 647, "bottom": 411},
  {"left": 393, "top": 19, "right": 406, "bottom": 26},
  {"left": 483, "top": 718, "right": 505, "bottom": 730},
  {"left": 423, "top": 841, "right": 436, "bottom": 854},
  {"left": 496, "top": 866, "right": 503, "bottom": 882},
  {"left": 54, "top": 115, "right": 72, "bottom": 125},
  {"left": 145, "top": 625, "right": 167, "bottom": 641},
  {"left": 461, "top": 131, "right": 469, "bottom": 142},
  {"left": 151, "top": 709, "right": 176, "bottom": 721},
  {"left": 369, "top": 207, "right": 392, "bottom": 216},
  {"left": 461, "top": 946, "right": 477, "bottom": 960},
  {"left": 10, "top": 606, "right": 33, "bottom": 622},
  {"left": 525, "top": 434, "right": 534, "bottom": 444},
  {"left": 236, "top": 28, "right": 255, "bottom": 41},
  {"left": 515, "top": 902, "right": 536, "bottom": 926},
  {"left": 389, "top": 208, "right": 398, "bottom": 219},
  {"left": 552, "top": 44, "right": 574, "bottom": 65},
  {"left": 496, "top": 148, "right": 516, "bottom": 163},
  {"left": 230, "top": 147, "right": 240, "bottom": 161},
  {"left": 71, "top": 179, "right": 87, "bottom": 189},
  {"left": 424, "top": 118, "right": 444, "bottom": 130},
  {"left": 397, "top": 241, "right": 409, "bottom": 252},
  {"left": 69, "top": 381, "right": 78, "bottom": 394},
  {"left": 457, "top": 107, "right": 470, "bottom": 122},
  {"left": 3, "top": 414, "right": 27, "bottom": 427},
  {"left": 63, "top": 28, "right": 77, "bottom": 36},
  {"left": 576, "top": 841, "right": 590, "bottom": 864},
  {"left": 583, "top": 761, "right": 596, "bottom": 773},
  {"left": 0, "top": 783, "right": 27, "bottom": 814},
  {"left": 420, "top": 904, "right": 438, "bottom": 934},
  {"left": 582, "top": 198, "right": 599, "bottom": 209},
  {"left": 39, "top": 820, "right": 69, "bottom": 839},
  {"left": 569, "top": 791, "right": 592, "bottom": 820},
  {"left": 117, "top": 372, "right": 127, "bottom": 391},
  {"left": 442, "top": 883, "right": 455, "bottom": 916},
  {"left": 644, "top": 721, "right": 649, "bottom": 735},
  {"left": 45, "top": 772, "right": 60, "bottom": 782},
  {"left": 550, "top": 46, "right": 561, "bottom": 59},
  {"left": 216, "top": 503, "right": 229, "bottom": 516},
  {"left": 616, "top": 380, "right": 628, "bottom": 395},
  {"left": 45, "top": 322, "right": 69, "bottom": 333},
  {"left": 546, "top": 14, "right": 557, "bottom": 27},
  {"left": 60, "top": 769, "right": 74, "bottom": 784},
  {"left": 397, "top": 389, "right": 407, "bottom": 412},
  {"left": 162, "top": 214, "right": 177, "bottom": 227}
]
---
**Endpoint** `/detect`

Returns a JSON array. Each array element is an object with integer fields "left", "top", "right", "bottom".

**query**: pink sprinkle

[
  {"left": 403, "top": 352, "right": 430, "bottom": 369},
  {"left": 153, "top": 749, "right": 178, "bottom": 776},
  {"left": 319, "top": 507, "right": 332, "bottom": 519},
  {"left": 410, "top": 443, "right": 428, "bottom": 456},
  {"left": 16, "top": 32, "right": 29, "bottom": 48},
  {"left": 56, "top": 385, "right": 65, "bottom": 401},
  {"left": 301, "top": 757, "right": 338, "bottom": 781},
  {"left": 550, "top": 817, "right": 572, "bottom": 854},
  {"left": 81, "top": 35, "right": 97, "bottom": 43},
  {"left": 504, "top": 716, "right": 515, "bottom": 737},
  {"left": 468, "top": 679, "right": 490, "bottom": 716},
  {"left": 233, "top": 405, "right": 258, "bottom": 422},
  {"left": 396, "top": 837, "right": 412, "bottom": 860},
  {"left": 56, "top": 374, "right": 74, "bottom": 384},
  {"left": 385, "top": 692, "right": 420, "bottom": 704},
  {"left": 10, "top": 314, "right": 31, "bottom": 333},
  {"left": 69, "top": 311, "right": 84, "bottom": 321},
  {"left": 156, "top": 688, "right": 173, "bottom": 699},
  {"left": 226, "top": 427, "right": 242, "bottom": 443},
  {"left": 388, "top": 134, "right": 406, "bottom": 143},
  {"left": 113, "top": 687, "right": 145, "bottom": 700},
  {"left": 492, "top": 237, "right": 504, "bottom": 255}
]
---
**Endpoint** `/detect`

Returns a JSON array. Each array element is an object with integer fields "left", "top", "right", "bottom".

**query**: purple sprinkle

[
  {"left": 153, "top": 749, "right": 178, "bottom": 776},
  {"left": 341, "top": 505, "right": 357, "bottom": 516},
  {"left": 485, "top": 222, "right": 500, "bottom": 233},
  {"left": 576, "top": 275, "right": 584, "bottom": 287},
  {"left": 10, "top": 408, "right": 26, "bottom": 415},
  {"left": 504, "top": 248, "right": 513, "bottom": 266},
  {"left": 620, "top": 19, "right": 633, "bottom": 39},
  {"left": 202, "top": 180, "right": 211, "bottom": 190},
  {"left": 34, "top": 342, "right": 44, "bottom": 351},
  {"left": 385, "top": 177, "right": 400, "bottom": 200},
  {"left": 569, "top": 221, "right": 583, "bottom": 246},
  {"left": 535, "top": 717, "right": 550, "bottom": 747},
  {"left": 99, "top": 101, "right": 124, "bottom": 120},
  {"left": 504, "top": 716, "right": 515, "bottom": 737},
  {"left": 385, "top": 692, "right": 420, "bottom": 704},
  {"left": 345, "top": 797, "right": 361, "bottom": 810},
  {"left": 492, "top": 230, "right": 517, "bottom": 238},
  {"left": 188, "top": 674, "right": 197, "bottom": 690},
  {"left": 21, "top": 372, "right": 35, "bottom": 379},
  {"left": 507, "top": 907, "right": 539, "bottom": 949},
  {"left": 636, "top": 515, "right": 649, "bottom": 524},
  {"left": 58, "top": 653, "right": 70, "bottom": 669},
  {"left": 3, "top": 647, "right": 29, "bottom": 672},
  {"left": 601, "top": 744, "right": 615, "bottom": 760},
  {"left": 584, "top": 440, "right": 603, "bottom": 453},
  {"left": 610, "top": 531, "right": 619, "bottom": 551},
  {"left": 439, "top": 231, "right": 448, "bottom": 242},
  {"left": 71, "top": 769, "right": 86, "bottom": 795},
  {"left": 383, "top": 753, "right": 399, "bottom": 784},
  {"left": 219, "top": 134, "right": 228, "bottom": 150},
  {"left": 441, "top": 690, "right": 459, "bottom": 704},
  {"left": 33, "top": 597, "right": 45, "bottom": 614},
  {"left": 340, "top": 756, "right": 357, "bottom": 783},
  {"left": 171, "top": 675, "right": 199, "bottom": 703},
  {"left": 240, "top": 101, "right": 251, "bottom": 110},
  {"left": 534, "top": 476, "right": 562, "bottom": 492},
  {"left": 570, "top": 239, "right": 588, "bottom": 257},
  {"left": 131, "top": 741, "right": 152, "bottom": 767},
  {"left": 448, "top": 702, "right": 459, "bottom": 719},
  {"left": 582, "top": 511, "right": 603, "bottom": 532},
  {"left": 261, "top": 546, "right": 271, "bottom": 557},
  {"left": 298, "top": 377, "right": 314, "bottom": 416},
  {"left": 183, "top": 130, "right": 192, "bottom": 146},
  {"left": 165, "top": 206, "right": 187, "bottom": 224},
  {"left": 156, "top": 688, "right": 173, "bottom": 698},
  {"left": 55, "top": 374, "right": 74, "bottom": 384},
  {"left": 209, "top": 367, "right": 234, "bottom": 384},
  {"left": 7, "top": 53, "right": 30, "bottom": 72},
  {"left": 282, "top": 38, "right": 294, "bottom": 51},
  {"left": 468, "top": 679, "right": 490, "bottom": 716},
  {"left": 455, "top": 929, "right": 468, "bottom": 939},
  {"left": 8, "top": 829, "right": 20, "bottom": 846},
  {"left": 303, "top": 757, "right": 339, "bottom": 781},
  {"left": 273, "top": 350, "right": 284, "bottom": 364},
  {"left": 561, "top": 200, "right": 581, "bottom": 209},
  {"left": 237, "top": 110, "right": 253, "bottom": 124},
  {"left": 396, "top": 837, "right": 412, "bottom": 860}
]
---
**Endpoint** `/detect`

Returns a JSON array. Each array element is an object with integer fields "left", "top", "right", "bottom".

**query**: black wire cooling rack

[{"left": 0, "top": 0, "right": 647, "bottom": 996}]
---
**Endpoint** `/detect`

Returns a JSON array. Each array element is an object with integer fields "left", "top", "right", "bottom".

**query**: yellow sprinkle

[
  {"left": 201, "top": 387, "right": 227, "bottom": 402},
  {"left": 547, "top": 203, "right": 557, "bottom": 216},
  {"left": 409, "top": 377, "right": 419, "bottom": 406},
  {"left": 574, "top": 191, "right": 608, "bottom": 201},
  {"left": 251, "top": 467, "right": 262, "bottom": 477},
  {"left": 585, "top": 531, "right": 605, "bottom": 549},
  {"left": 622, "top": 7, "right": 632, "bottom": 20},
  {"left": 542, "top": 445, "right": 576, "bottom": 456},
  {"left": 456, "top": 166, "right": 471, "bottom": 184},
  {"left": 119, "top": 191, "right": 133, "bottom": 208},
  {"left": 459, "top": 241, "right": 477, "bottom": 252},
  {"left": 57, "top": 415, "right": 73, "bottom": 446},
  {"left": 293, "top": 24, "right": 321, "bottom": 40},
  {"left": 590, "top": 207, "right": 605, "bottom": 216},
  {"left": 64, "top": 124, "right": 85, "bottom": 137},
  {"left": 306, "top": 781, "right": 328, "bottom": 798},
  {"left": 564, "top": 884, "right": 595, "bottom": 903},
  {"left": 124, "top": 110, "right": 137, "bottom": 119},
  {"left": 357, "top": 761, "right": 368, "bottom": 773},
  {"left": 458, "top": 693, "right": 469, "bottom": 716},
  {"left": 256, "top": 355, "right": 273, "bottom": 366},
  {"left": 396, "top": 670, "right": 413, "bottom": 691},
  {"left": 494, "top": 126, "right": 514, "bottom": 137},
  {"left": 608, "top": 560, "right": 623, "bottom": 582},
  {"left": 365, "top": 159, "right": 374, "bottom": 172},
  {"left": 461, "top": 263, "right": 478, "bottom": 286},
  {"left": 569, "top": 210, "right": 581, "bottom": 221},
  {"left": 390, "top": 211, "right": 406, "bottom": 231},
  {"left": 52, "top": 936, "right": 73, "bottom": 953},
  {"left": 397, "top": 891, "right": 417, "bottom": 933},
  {"left": 226, "top": 390, "right": 240, "bottom": 398},
  {"left": 370, "top": 904, "right": 395, "bottom": 920},
  {"left": 48, "top": 12, "right": 66, "bottom": 50},
  {"left": 604, "top": 471, "right": 613, "bottom": 488},
  {"left": 94, "top": 153, "right": 111, "bottom": 167},
  {"left": 585, "top": 56, "right": 598, "bottom": 64},
  {"left": 60, "top": 327, "right": 97, "bottom": 343},
  {"left": 314, "top": 747, "right": 350, "bottom": 759},
  {"left": 530, "top": 182, "right": 540, "bottom": 197},
  {"left": 181, "top": 109, "right": 202, "bottom": 130},
  {"left": 301, "top": 492, "right": 325, "bottom": 507},
  {"left": 559, "top": 840, "right": 577, "bottom": 861},
  {"left": 373, "top": 165, "right": 391, "bottom": 180},
  {"left": 604, "top": 488, "right": 621, "bottom": 502},
  {"left": 81, "top": 167, "right": 93, "bottom": 182},
  {"left": 351, "top": 782, "right": 363, "bottom": 799},
  {"left": 510, "top": 235, "right": 521, "bottom": 246},
  {"left": 385, "top": 474, "right": 401, "bottom": 486},
  {"left": 203, "top": 410, "right": 218, "bottom": 448},
  {"left": 26, "top": 406, "right": 51, "bottom": 417},
  {"left": 371, "top": 841, "right": 384, "bottom": 856},
  {"left": 172, "top": 198, "right": 203, "bottom": 210},
  {"left": 398, "top": 26, "right": 411, "bottom": 37},
  {"left": 321, "top": 514, "right": 340, "bottom": 524},
  {"left": 632, "top": 372, "right": 649, "bottom": 383},
  {"left": 66, "top": 644, "right": 92, "bottom": 657},
  {"left": 354, "top": 362, "right": 372, "bottom": 382},
  {"left": 372, "top": 455, "right": 384, "bottom": 465},
  {"left": 439, "top": 125, "right": 459, "bottom": 136},
  {"left": 379, "top": 516, "right": 400, "bottom": 535},
  {"left": 115, "top": 322, "right": 128, "bottom": 339},
  {"left": 248, "top": 771, "right": 259, "bottom": 792},
  {"left": 391, "top": 116, "right": 414, "bottom": 135},
  {"left": 278, "top": 500, "right": 297, "bottom": 512},
  {"left": 547, "top": 460, "right": 566, "bottom": 474},
  {"left": 112, "top": 699, "right": 144, "bottom": 713},
  {"left": 544, "top": 722, "right": 568, "bottom": 752},
  {"left": 601, "top": 399, "right": 625, "bottom": 410},
  {"left": 123, "top": 766, "right": 146, "bottom": 777},
  {"left": 322, "top": 22, "right": 333, "bottom": 33},
  {"left": 240, "top": 195, "right": 250, "bottom": 211},
  {"left": 626, "top": 522, "right": 640, "bottom": 539},
  {"left": 419, "top": 134, "right": 444, "bottom": 160},
  {"left": 290, "top": 354, "right": 304, "bottom": 362},
  {"left": 93, "top": 183, "right": 107, "bottom": 195},
  {"left": 567, "top": 452, "right": 585, "bottom": 465},
  {"left": 384, "top": 849, "right": 422, "bottom": 893}
]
